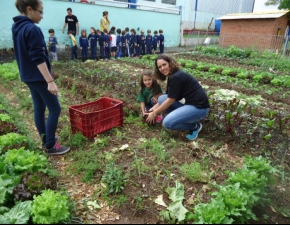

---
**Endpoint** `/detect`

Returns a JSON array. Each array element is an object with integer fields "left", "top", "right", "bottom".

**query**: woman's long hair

[
  {"left": 103, "top": 11, "right": 110, "bottom": 23},
  {"left": 154, "top": 54, "right": 180, "bottom": 81}
]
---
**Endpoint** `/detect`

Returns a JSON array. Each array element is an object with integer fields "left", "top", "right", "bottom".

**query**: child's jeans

[
  {"left": 51, "top": 51, "right": 57, "bottom": 61},
  {"left": 145, "top": 99, "right": 156, "bottom": 112},
  {"left": 159, "top": 44, "right": 164, "bottom": 54},
  {"left": 158, "top": 94, "right": 209, "bottom": 131},
  {"left": 100, "top": 46, "right": 105, "bottom": 59},
  {"left": 91, "top": 46, "right": 97, "bottom": 59},
  {"left": 25, "top": 81, "right": 61, "bottom": 149},
  {"left": 140, "top": 44, "right": 145, "bottom": 55},
  {"left": 71, "top": 45, "right": 77, "bottom": 60},
  {"left": 105, "top": 47, "right": 110, "bottom": 59},
  {"left": 82, "top": 47, "right": 88, "bottom": 60},
  {"left": 146, "top": 45, "right": 152, "bottom": 54}
]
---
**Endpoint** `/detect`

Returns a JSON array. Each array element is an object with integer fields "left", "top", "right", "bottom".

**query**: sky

[{"left": 253, "top": 0, "right": 280, "bottom": 12}]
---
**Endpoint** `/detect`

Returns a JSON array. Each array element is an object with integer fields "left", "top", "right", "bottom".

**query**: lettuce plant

[{"left": 31, "top": 189, "right": 70, "bottom": 224}]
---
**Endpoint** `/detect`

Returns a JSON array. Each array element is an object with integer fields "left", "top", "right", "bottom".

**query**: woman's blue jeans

[
  {"left": 25, "top": 82, "right": 61, "bottom": 149},
  {"left": 158, "top": 94, "right": 209, "bottom": 131}
]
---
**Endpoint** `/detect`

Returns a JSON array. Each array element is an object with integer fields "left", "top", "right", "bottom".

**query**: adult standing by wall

[
  {"left": 146, "top": 54, "right": 210, "bottom": 140},
  {"left": 12, "top": 0, "right": 70, "bottom": 155},
  {"left": 100, "top": 11, "right": 110, "bottom": 35},
  {"left": 62, "top": 7, "right": 79, "bottom": 36}
]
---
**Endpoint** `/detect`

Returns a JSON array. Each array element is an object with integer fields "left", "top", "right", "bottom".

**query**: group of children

[{"left": 48, "top": 27, "right": 165, "bottom": 61}]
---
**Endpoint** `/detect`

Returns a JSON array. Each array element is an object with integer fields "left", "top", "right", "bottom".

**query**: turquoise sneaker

[{"left": 186, "top": 123, "right": 202, "bottom": 140}]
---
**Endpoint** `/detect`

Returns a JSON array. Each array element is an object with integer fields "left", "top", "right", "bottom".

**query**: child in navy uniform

[
  {"left": 121, "top": 30, "right": 126, "bottom": 58},
  {"left": 97, "top": 29, "right": 105, "bottom": 60},
  {"left": 48, "top": 29, "right": 58, "bottom": 61},
  {"left": 125, "top": 27, "right": 130, "bottom": 57},
  {"left": 153, "top": 30, "right": 159, "bottom": 55},
  {"left": 146, "top": 29, "right": 153, "bottom": 55},
  {"left": 116, "top": 28, "right": 122, "bottom": 58},
  {"left": 140, "top": 30, "right": 146, "bottom": 56},
  {"left": 159, "top": 29, "right": 164, "bottom": 54},
  {"left": 103, "top": 29, "right": 110, "bottom": 60},
  {"left": 129, "top": 28, "right": 136, "bottom": 57},
  {"left": 135, "top": 29, "right": 141, "bottom": 57},
  {"left": 79, "top": 29, "right": 89, "bottom": 62},
  {"left": 88, "top": 27, "right": 98, "bottom": 60}
]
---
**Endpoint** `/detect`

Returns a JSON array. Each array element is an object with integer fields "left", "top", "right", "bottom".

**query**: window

[
  {"left": 114, "top": 0, "right": 128, "bottom": 2},
  {"left": 144, "top": 0, "right": 155, "bottom": 2},
  {"left": 161, "top": 0, "right": 176, "bottom": 5}
]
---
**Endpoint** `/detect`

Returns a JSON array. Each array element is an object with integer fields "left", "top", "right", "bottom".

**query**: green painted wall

[{"left": 0, "top": 0, "right": 180, "bottom": 49}]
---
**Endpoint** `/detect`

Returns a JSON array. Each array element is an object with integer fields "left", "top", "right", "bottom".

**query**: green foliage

[
  {"left": 180, "top": 161, "right": 214, "bottom": 183},
  {"left": 31, "top": 189, "right": 70, "bottom": 224},
  {"left": 0, "top": 201, "right": 32, "bottom": 224},
  {"left": 138, "top": 138, "right": 168, "bottom": 162},
  {"left": 0, "top": 133, "right": 30, "bottom": 154},
  {"left": 101, "top": 162, "right": 129, "bottom": 195},
  {"left": 159, "top": 181, "right": 189, "bottom": 223},
  {"left": 69, "top": 132, "right": 88, "bottom": 149},
  {"left": 0, "top": 61, "right": 19, "bottom": 81},
  {"left": 2, "top": 147, "right": 48, "bottom": 174},
  {"left": 188, "top": 196, "right": 234, "bottom": 224}
]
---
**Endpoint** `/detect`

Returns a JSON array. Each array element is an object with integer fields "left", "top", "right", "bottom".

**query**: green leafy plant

[
  {"left": 2, "top": 148, "right": 48, "bottom": 174},
  {"left": 180, "top": 161, "right": 214, "bottom": 183},
  {"left": 159, "top": 181, "right": 189, "bottom": 223},
  {"left": 31, "top": 189, "right": 70, "bottom": 224},
  {"left": 0, "top": 200, "right": 32, "bottom": 224},
  {"left": 0, "top": 133, "right": 29, "bottom": 154},
  {"left": 101, "top": 162, "right": 129, "bottom": 195}
]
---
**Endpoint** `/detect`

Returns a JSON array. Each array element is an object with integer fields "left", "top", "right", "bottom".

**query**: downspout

[
  {"left": 251, "top": 0, "right": 255, "bottom": 12},
  {"left": 193, "top": 0, "right": 198, "bottom": 29}
]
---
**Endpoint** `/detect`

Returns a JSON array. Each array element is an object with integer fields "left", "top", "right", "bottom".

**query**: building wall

[
  {"left": 0, "top": 0, "right": 180, "bottom": 49},
  {"left": 219, "top": 15, "right": 289, "bottom": 50}
]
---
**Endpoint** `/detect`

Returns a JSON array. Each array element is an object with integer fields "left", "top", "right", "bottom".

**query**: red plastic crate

[{"left": 69, "top": 97, "right": 123, "bottom": 139}]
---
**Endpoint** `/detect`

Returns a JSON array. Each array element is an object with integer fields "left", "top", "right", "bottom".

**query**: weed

[
  {"left": 180, "top": 161, "right": 214, "bottom": 183},
  {"left": 101, "top": 162, "right": 129, "bottom": 195}
]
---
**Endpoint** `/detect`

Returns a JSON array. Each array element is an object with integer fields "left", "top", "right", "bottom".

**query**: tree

[{"left": 265, "top": 0, "right": 290, "bottom": 10}]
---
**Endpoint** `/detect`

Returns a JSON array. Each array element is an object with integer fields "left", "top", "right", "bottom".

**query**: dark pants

[
  {"left": 160, "top": 44, "right": 164, "bottom": 54},
  {"left": 105, "top": 47, "right": 110, "bottom": 59},
  {"left": 146, "top": 45, "right": 152, "bottom": 54},
  {"left": 129, "top": 45, "right": 135, "bottom": 56},
  {"left": 140, "top": 44, "right": 145, "bottom": 55},
  {"left": 82, "top": 47, "right": 88, "bottom": 61},
  {"left": 91, "top": 46, "right": 97, "bottom": 59},
  {"left": 135, "top": 45, "right": 140, "bottom": 56},
  {"left": 71, "top": 45, "right": 77, "bottom": 60},
  {"left": 121, "top": 46, "right": 126, "bottom": 57},
  {"left": 25, "top": 81, "right": 61, "bottom": 149},
  {"left": 100, "top": 46, "right": 105, "bottom": 59}
]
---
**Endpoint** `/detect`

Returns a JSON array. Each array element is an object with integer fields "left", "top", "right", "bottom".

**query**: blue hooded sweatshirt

[{"left": 12, "top": 16, "right": 51, "bottom": 82}]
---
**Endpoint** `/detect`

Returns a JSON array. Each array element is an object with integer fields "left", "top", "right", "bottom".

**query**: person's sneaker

[
  {"left": 156, "top": 115, "right": 163, "bottom": 124},
  {"left": 42, "top": 136, "right": 60, "bottom": 150},
  {"left": 45, "top": 142, "right": 70, "bottom": 155},
  {"left": 186, "top": 123, "right": 203, "bottom": 140}
]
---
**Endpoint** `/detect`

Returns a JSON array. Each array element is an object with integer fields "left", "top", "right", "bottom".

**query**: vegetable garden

[{"left": 1, "top": 45, "right": 290, "bottom": 224}]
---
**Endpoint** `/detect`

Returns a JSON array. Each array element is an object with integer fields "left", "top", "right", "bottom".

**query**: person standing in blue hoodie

[
  {"left": 88, "top": 27, "right": 98, "bottom": 60},
  {"left": 146, "top": 29, "right": 153, "bottom": 55},
  {"left": 79, "top": 29, "right": 89, "bottom": 62},
  {"left": 12, "top": 0, "right": 70, "bottom": 155}
]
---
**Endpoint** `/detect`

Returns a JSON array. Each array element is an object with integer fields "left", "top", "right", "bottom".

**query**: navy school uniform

[
  {"left": 159, "top": 33, "right": 164, "bottom": 53},
  {"left": 79, "top": 36, "right": 89, "bottom": 60},
  {"left": 104, "top": 34, "right": 110, "bottom": 59},
  {"left": 146, "top": 34, "right": 153, "bottom": 54},
  {"left": 98, "top": 34, "right": 105, "bottom": 59},
  {"left": 116, "top": 34, "right": 121, "bottom": 54},
  {"left": 135, "top": 33, "right": 141, "bottom": 56},
  {"left": 120, "top": 35, "right": 126, "bottom": 57},
  {"left": 153, "top": 35, "right": 159, "bottom": 51},
  {"left": 140, "top": 34, "right": 146, "bottom": 55},
  {"left": 129, "top": 33, "right": 136, "bottom": 57},
  {"left": 125, "top": 32, "right": 130, "bottom": 57},
  {"left": 88, "top": 33, "right": 98, "bottom": 60}
]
